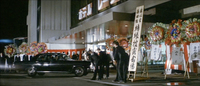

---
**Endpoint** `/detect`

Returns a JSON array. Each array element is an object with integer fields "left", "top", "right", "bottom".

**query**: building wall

[
  {"left": 40, "top": 0, "right": 71, "bottom": 42},
  {"left": 27, "top": 0, "right": 37, "bottom": 44},
  {"left": 70, "top": 0, "right": 170, "bottom": 34}
]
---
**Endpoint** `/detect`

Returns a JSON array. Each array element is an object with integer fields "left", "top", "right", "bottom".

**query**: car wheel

[
  {"left": 38, "top": 73, "right": 45, "bottom": 76},
  {"left": 74, "top": 67, "right": 84, "bottom": 77},
  {"left": 27, "top": 67, "right": 37, "bottom": 77}
]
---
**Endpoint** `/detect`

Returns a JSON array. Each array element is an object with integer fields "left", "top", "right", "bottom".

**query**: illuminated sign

[
  {"left": 79, "top": 3, "right": 92, "bottom": 20},
  {"left": 98, "top": 0, "right": 119, "bottom": 10},
  {"left": 110, "top": 0, "right": 120, "bottom": 5}
]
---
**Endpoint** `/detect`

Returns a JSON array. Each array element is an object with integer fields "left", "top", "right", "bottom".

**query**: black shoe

[
  {"left": 112, "top": 80, "right": 118, "bottom": 82},
  {"left": 91, "top": 78, "right": 96, "bottom": 80},
  {"left": 104, "top": 77, "right": 108, "bottom": 79}
]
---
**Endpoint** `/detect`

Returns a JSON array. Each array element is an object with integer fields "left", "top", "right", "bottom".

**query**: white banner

[
  {"left": 171, "top": 47, "right": 184, "bottom": 65},
  {"left": 128, "top": 5, "right": 144, "bottom": 71},
  {"left": 189, "top": 42, "right": 200, "bottom": 61},
  {"left": 150, "top": 44, "right": 161, "bottom": 61}
]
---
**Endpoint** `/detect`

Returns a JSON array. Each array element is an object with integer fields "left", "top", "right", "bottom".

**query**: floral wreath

[
  {"left": 106, "top": 38, "right": 115, "bottom": 51},
  {"left": 117, "top": 37, "right": 130, "bottom": 51},
  {"left": 144, "top": 37, "right": 151, "bottom": 50},
  {"left": 19, "top": 42, "right": 28, "bottom": 54},
  {"left": 4, "top": 44, "right": 16, "bottom": 57},
  {"left": 28, "top": 41, "right": 38, "bottom": 55},
  {"left": 37, "top": 42, "right": 47, "bottom": 54},
  {"left": 184, "top": 18, "right": 200, "bottom": 42},
  {"left": 168, "top": 19, "right": 183, "bottom": 44},
  {"left": 148, "top": 22, "right": 167, "bottom": 44}
]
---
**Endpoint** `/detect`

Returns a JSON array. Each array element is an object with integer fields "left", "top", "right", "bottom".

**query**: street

[{"left": 1, "top": 71, "right": 200, "bottom": 86}]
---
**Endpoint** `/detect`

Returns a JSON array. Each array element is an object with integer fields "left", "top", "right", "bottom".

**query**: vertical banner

[
  {"left": 150, "top": 44, "right": 161, "bottom": 61},
  {"left": 189, "top": 42, "right": 200, "bottom": 61},
  {"left": 171, "top": 47, "right": 184, "bottom": 65},
  {"left": 128, "top": 5, "right": 144, "bottom": 71}
]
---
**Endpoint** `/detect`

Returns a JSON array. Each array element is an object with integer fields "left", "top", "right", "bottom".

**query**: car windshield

[{"left": 62, "top": 55, "right": 73, "bottom": 61}]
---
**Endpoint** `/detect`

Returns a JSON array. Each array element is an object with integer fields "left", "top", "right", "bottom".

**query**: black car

[{"left": 13, "top": 53, "right": 91, "bottom": 77}]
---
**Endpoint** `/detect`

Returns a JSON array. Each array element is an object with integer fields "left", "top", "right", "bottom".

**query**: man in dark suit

[
  {"left": 0, "top": 53, "right": 5, "bottom": 72},
  {"left": 30, "top": 54, "right": 35, "bottom": 61},
  {"left": 23, "top": 54, "right": 28, "bottom": 61},
  {"left": 15, "top": 53, "right": 21, "bottom": 62},
  {"left": 88, "top": 50, "right": 102, "bottom": 80},
  {"left": 6, "top": 54, "right": 14, "bottom": 72},
  {"left": 97, "top": 48, "right": 111, "bottom": 79},
  {"left": 112, "top": 41, "right": 129, "bottom": 83}
]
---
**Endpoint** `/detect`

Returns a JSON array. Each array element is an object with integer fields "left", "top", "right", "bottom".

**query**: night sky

[
  {"left": 0, "top": 0, "right": 28, "bottom": 39},
  {"left": 0, "top": 0, "right": 28, "bottom": 53}
]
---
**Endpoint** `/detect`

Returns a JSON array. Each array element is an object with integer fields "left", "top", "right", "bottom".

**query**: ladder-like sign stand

[
  {"left": 128, "top": 5, "right": 144, "bottom": 82},
  {"left": 164, "top": 46, "right": 190, "bottom": 79}
]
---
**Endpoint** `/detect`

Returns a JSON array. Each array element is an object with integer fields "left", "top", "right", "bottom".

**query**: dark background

[{"left": 0, "top": 0, "right": 28, "bottom": 53}]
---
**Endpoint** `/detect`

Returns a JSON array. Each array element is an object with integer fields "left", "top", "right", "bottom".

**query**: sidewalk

[{"left": 79, "top": 70, "right": 200, "bottom": 86}]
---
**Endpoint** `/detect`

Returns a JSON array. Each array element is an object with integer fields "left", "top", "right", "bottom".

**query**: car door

[
  {"left": 61, "top": 54, "right": 74, "bottom": 71},
  {"left": 48, "top": 54, "right": 61, "bottom": 71},
  {"left": 35, "top": 54, "right": 50, "bottom": 71}
]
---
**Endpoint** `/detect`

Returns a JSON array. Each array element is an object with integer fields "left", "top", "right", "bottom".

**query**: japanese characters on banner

[
  {"left": 128, "top": 5, "right": 144, "bottom": 71},
  {"left": 171, "top": 47, "right": 184, "bottom": 65},
  {"left": 189, "top": 42, "right": 200, "bottom": 62},
  {"left": 150, "top": 44, "right": 162, "bottom": 61}
]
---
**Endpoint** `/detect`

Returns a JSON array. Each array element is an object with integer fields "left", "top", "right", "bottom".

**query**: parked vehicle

[{"left": 13, "top": 53, "right": 91, "bottom": 77}]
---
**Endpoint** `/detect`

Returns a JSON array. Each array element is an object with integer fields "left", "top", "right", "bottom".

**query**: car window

[
  {"left": 37, "top": 54, "right": 47, "bottom": 61},
  {"left": 62, "top": 55, "right": 73, "bottom": 61}
]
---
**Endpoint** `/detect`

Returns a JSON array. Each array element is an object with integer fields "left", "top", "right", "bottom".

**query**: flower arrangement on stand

[
  {"left": 148, "top": 22, "right": 168, "bottom": 45},
  {"left": 4, "top": 44, "right": 16, "bottom": 57},
  {"left": 183, "top": 18, "right": 200, "bottom": 42},
  {"left": 37, "top": 42, "right": 48, "bottom": 54},
  {"left": 28, "top": 41, "right": 38, "bottom": 55},
  {"left": 19, "top": 42, "right": 28, "bottom": 54}
]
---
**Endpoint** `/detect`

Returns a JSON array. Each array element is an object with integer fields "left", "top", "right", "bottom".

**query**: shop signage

[
  {"left": 98, "top": 0, "right": 120, "bottom": 10},
  {"left": 128, "top": 5, "right": 144, "bottom": 71},
  {"left": 79, "top": 3, "right": 92, "bottom": 20},
  {"left": 189, "top": 42, "right": 200, "bottom": 61},
  {"left": 150, "top": 44, "right": 162, "bottom": 61},
  {"left": 171, "top": 47, "right": 183, "bottom": 65}
]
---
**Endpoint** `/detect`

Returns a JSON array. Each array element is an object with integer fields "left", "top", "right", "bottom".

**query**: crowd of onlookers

[{"left": 0, "top": 53, "right": 35, "bottom": 72}]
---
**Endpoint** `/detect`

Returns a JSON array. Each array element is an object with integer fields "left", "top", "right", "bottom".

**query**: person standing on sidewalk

[
  {"left": 97, "top": 48, "right": 111, "bottom": 79},
  {"left": 88, "top": 50, "right": 102, "bottom": 80},
  {"left": 112, "top": 41, "right": 129, "bottom": 83}
]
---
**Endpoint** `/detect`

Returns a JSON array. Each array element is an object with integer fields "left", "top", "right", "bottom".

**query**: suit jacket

[
  {"left": 0, "top": 56, "right": 5, "bottom": 64},
  {"left": 90, "top": 52, "right": 101, "bottom": 66},
  {"left": 23, "top": 55, "right": 28, "bottom": 61},
  {"left": 15, "top": 56, "right": 21, "bottom": 62},
  {"left": 99, "top": 51, "right": 110, "bottom": 65},
  {"left": 113, "top": 46, "right": 129, "bottom": 63}
]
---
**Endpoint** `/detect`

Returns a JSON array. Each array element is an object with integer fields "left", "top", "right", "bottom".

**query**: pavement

[
  {"left": 75, "top": 69, "right": 200, "bottom": 86},
  {"left": 1, "top": 68, "right": 200, "bottom": 86}
]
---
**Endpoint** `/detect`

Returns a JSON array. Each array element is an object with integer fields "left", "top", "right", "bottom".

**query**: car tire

[
  {"left": 74, "top": 67, "right": 84, "bottom": 77},
  {"left": 27, "top": 67, "right": 37, "bottom": 77},
  {"left": 38, "top": 73, "right": 45, "bottom": 76}
]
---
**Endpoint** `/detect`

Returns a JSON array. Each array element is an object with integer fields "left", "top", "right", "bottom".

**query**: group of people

[
  {"left": 87, "top": 48, "right": 111, "bottom": 80},
  {"left": 87, "top": 41, "right": 129, "bottom": 83},
  {"left": 0, "top": 53, "right": 35, "bottom": 72}
]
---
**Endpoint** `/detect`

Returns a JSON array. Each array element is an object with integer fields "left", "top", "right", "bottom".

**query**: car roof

[{"left": 36, "top": 53, "right": 66, "bottom": 56}]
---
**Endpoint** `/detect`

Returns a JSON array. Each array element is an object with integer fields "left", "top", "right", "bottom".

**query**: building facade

[{"left": 27, "top": 0, "right": 200, "bottom": 72}]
